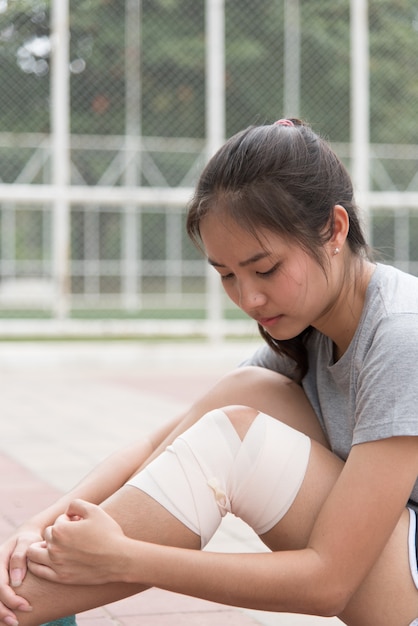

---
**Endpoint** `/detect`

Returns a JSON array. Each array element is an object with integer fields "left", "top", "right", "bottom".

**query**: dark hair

[{"left": 187, "top": 119, "right": 371, "bottom": 380}]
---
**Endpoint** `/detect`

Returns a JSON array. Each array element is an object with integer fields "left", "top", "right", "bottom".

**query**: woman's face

[{"left": 200, "top": 212, "right": 337, "bottom": 340}]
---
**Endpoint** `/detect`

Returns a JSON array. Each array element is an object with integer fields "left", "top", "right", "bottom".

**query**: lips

[{"left": 256, "top": 315, "right": 283, "bottom": 328}]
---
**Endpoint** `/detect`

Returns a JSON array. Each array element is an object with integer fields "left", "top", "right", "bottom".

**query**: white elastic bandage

[{"left": 127, "top": 408, "right": 311, "bottom": 548}]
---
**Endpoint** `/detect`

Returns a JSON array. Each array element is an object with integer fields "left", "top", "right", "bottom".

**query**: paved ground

[{"left": 0, "top": 341, "right": 342, "bottom": 626}]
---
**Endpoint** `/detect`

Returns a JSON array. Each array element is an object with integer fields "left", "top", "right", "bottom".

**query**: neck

[{"left": 317, "top": 258, "right": 376, "bottom": 360}]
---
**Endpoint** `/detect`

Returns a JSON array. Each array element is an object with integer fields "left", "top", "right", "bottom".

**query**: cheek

[
  {"left": 274, "top": 268, "right": 312, "bottom": 311},
  {"left": 285, "top": 259, "right": 321, "bottom": 298},
  {"left": 222, "top": 280, "right": 239, "bottom": 305}
]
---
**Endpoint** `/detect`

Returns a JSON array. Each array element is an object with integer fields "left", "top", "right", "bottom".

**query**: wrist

[
  {"left": 118, "top": 538, "right": 151, "bottom": 585},
  {"left": 16, "top": 520, "right": 43, "bottom": 535}
]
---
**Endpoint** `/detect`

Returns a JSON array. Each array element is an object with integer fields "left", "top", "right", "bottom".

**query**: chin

[
  {"left": 263, "top": 323, "right": 306, "bottom": 342},
  {"left": 263, "top": 329, "right": 298, "bottom": 341}
]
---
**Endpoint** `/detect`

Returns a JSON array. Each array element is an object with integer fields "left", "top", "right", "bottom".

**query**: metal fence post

[
  {"left": 123, "top": 0, "right": 142, "bottom": 311},
  {"left": 350, "top": 0, "right": 370, "bottom": 241},
  {"left": 205, "top": 0, "right": 225, "bottom": 343},
  {"left": 51, "top": 0, "right": 71, "bottom": 319},
  {"left": 283, "top": 0, "right": 301, "bottom": 118}
]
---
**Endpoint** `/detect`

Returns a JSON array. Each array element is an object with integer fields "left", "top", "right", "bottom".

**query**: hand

[
  {"left": 0, "top": 532, "right": 37, "bottom": 624},
  {"left": 27, "top": 499, "right": 127, "bottom": 585}
]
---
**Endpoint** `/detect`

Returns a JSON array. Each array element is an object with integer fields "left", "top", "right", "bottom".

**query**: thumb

[{"left": 65, "top": 499, "right": 94, "bottom": 521}]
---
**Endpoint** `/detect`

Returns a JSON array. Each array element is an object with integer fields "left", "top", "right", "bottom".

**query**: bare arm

[
  {"left": 0, "top": 411, "right": 183, "bottom": 615},
  {"left": 4, "top": 411, "right": 181, "bottom": 555},
  {"left": 9, "top": 364, "right": 323, "bottom": 545},
  {"left": 134, "top": 436, "right": 418, "bottom": 617},
  {"left": 1, "top": 364, "right": 325, "bottom": 620},
  {"left": 0, "top": 366, "right": 252, "bottom": 612},
  {"left": 33, "top": 436, "right": 418, "bottom": 620}
]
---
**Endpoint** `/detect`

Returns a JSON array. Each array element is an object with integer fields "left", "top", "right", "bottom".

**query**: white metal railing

[
  {"left": 1, "top": 138, "right": 418, "bottom": 340},
  {"left": 1, "top": 0, "right": 418, "bottom": 340},
  {"left": 1, "top": 130, "right": 418, "bottom": 339}
]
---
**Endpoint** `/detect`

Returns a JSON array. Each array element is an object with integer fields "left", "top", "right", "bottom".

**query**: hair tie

[{"left": 274, "top": 118, "right": 294, "bottom": 127}]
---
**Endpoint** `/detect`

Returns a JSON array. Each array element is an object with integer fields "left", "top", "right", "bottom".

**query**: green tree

[
  {"left": 0, "top": 0, "right": 417, "bottom": 144},
  {"left": 0, "top": 0, "right": 50, "bottom": 132}
]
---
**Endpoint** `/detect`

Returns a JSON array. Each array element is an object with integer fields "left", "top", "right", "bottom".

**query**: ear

[{"left": 329, "top": 204, "right": 349, "bottom": 252}]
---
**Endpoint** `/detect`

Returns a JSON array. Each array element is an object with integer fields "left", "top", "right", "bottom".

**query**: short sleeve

[{"left": 353, "top": 313, "right": 418, "bottom": 445}]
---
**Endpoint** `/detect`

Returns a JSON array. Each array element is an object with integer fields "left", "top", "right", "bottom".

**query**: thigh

[
  {"left": 144, "top": 366, "right": 327, "bottom": 471},
  {"left": 340, "top": 510, "right": 418, "bottom": 626},
  {"left": 195, "top": 366, "right": 328, "bottom": 446},
  {"left": 340, "top": 509, "right": 417, "bottom": 626},
  {"left": 260, "top": 440, "right": 418, "bottom": 626}
]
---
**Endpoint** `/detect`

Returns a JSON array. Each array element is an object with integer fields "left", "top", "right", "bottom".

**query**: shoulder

[
  {"left": 358, "top": 264, "right": 418, "bottom": 352},
  {"left": 369, "top": 263, "right": 418, "bottom": 315}
]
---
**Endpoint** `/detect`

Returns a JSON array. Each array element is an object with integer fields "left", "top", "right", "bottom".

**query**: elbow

[
  {"left": 300, "top": 551, "right": 355, "bottom": 618},
  {"left": 308, "top": 580, "right": 353, "bottom": 618}
]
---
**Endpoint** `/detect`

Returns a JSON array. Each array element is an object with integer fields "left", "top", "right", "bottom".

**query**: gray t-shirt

[{"left": 243, "top": 263, "right": 418, "bottom": 507}]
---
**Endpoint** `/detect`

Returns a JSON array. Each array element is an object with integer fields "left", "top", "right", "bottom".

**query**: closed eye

[
  {"left": 257, "top": 262, "right": 281, "bottom": 277},
  {"left": 220, "top": 272, "right": 234, "bottom": 281}
]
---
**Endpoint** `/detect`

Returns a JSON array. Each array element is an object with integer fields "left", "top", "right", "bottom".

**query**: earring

[{"left": 333, "top": 247, "right": 340, "bottom": 255}]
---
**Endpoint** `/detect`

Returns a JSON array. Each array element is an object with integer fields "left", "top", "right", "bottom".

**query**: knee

[
  {"left": 218, "top": 366, "right": 302, "bottom": 411},
  {"left": 225, "top": 365, "right": 293, "bottom": 390},
  {"left": 220, "top": 404, "right": 259, "bottom": 440}
]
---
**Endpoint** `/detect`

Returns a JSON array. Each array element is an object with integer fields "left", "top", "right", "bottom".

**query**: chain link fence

[{"left": 0, "top": 0, "right": 417, "bottom": 336}]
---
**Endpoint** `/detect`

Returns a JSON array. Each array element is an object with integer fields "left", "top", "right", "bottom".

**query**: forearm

[
  {"left": 16, "top": 442, "right": 149, "bottom": 534},
  {"left": 20, "top": 415, "right": 183, "bottom": 533},
  {"left": 119, "top": 540, "right": 328, "bottom": 616}
]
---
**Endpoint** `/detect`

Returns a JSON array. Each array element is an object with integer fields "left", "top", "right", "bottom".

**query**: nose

[{"left": 238, "top": 282, "right": 267, "bottom": 312}]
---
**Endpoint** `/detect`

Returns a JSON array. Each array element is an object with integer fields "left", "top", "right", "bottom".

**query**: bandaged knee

[{"left": 127, "top": 408, "right": 311, "bottom": 548}]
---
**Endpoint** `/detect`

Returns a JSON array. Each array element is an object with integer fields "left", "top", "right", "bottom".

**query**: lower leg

[
  {"left": 14, "top": 492, "right": 200, "bottom": 625},
  {"left": 15, "top": 579, "right": 144, "bottom": 626},
  {"left": 7, "top": 368, "right": 314, "bottom": 625},
  {"left": 12, "top": 372, "right": 325, "bottom": 626},
  {"left": 41, "top": 618, "right": 77, "bottom": 626},
  {"left": 14, "top": 401, "right": 310, "bottom": 624}
]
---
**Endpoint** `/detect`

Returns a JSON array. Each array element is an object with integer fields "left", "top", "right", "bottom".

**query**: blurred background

[{"left": 0, "top": 0, "right": 417, "bottom": 340}]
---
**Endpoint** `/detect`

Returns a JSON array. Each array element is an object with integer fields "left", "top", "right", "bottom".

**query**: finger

[
  {"left": 26, "top": 542, "right": 56, "bottom": 569},
  {"left": 0, "top": 569, "right": 26, "bottom": 612},
  {"left": 27, "top": 559, "right": 58, "bottom": 583},
  {"left": 0, "top": 604, "right": 20, "bottom": 626},
  {"left": 8, "top": 546, "right": 29, "bottom": 588},
  {"left": 54, "top": 512, "right": 73, "bottom": 526},
  {"left": 8, "top": 532, "right": 43, "bottom": 588},
  {"left": 66, "top": 498, "right": 92, "bottom": 520},
  {"left": 43, "top": 525, "right": 53, "bottom": 543},
  {"left": 8, "top": 561, "right": 24, "bottom": 588},
  {"left": 0, "top": 581, "right": 33, "bottom": 612}
]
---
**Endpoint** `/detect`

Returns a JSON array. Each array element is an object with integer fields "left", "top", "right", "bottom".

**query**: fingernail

[
  {"left": 10, "top": 569, "right": 22, "bottom": 587},
  {"left": 4, "top": 617, "right": 19, "bottom": 626}
]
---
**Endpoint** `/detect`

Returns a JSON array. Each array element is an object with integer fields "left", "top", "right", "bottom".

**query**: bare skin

[
  {"left": 14, "top": 405, "right": 418, "bottom": 626},
  {"left": 1, "top": 206, "right": 417, "bottom": 625},
  {"left": 0, "top": 365, "right": 325, "bottom": 625}
]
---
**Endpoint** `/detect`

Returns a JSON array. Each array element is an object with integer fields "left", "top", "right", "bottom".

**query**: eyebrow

[{"left": 208, "top": 251, "right": 271, "bottom": 268}]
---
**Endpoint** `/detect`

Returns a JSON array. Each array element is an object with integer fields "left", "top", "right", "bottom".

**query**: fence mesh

[{"left": 0, "top": 0, "right": 417, "bottom": 327}]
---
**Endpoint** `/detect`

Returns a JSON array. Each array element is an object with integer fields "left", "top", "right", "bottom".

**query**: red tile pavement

[{"left": 0, "top": 452, "right": 261, "bottom": 626}]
